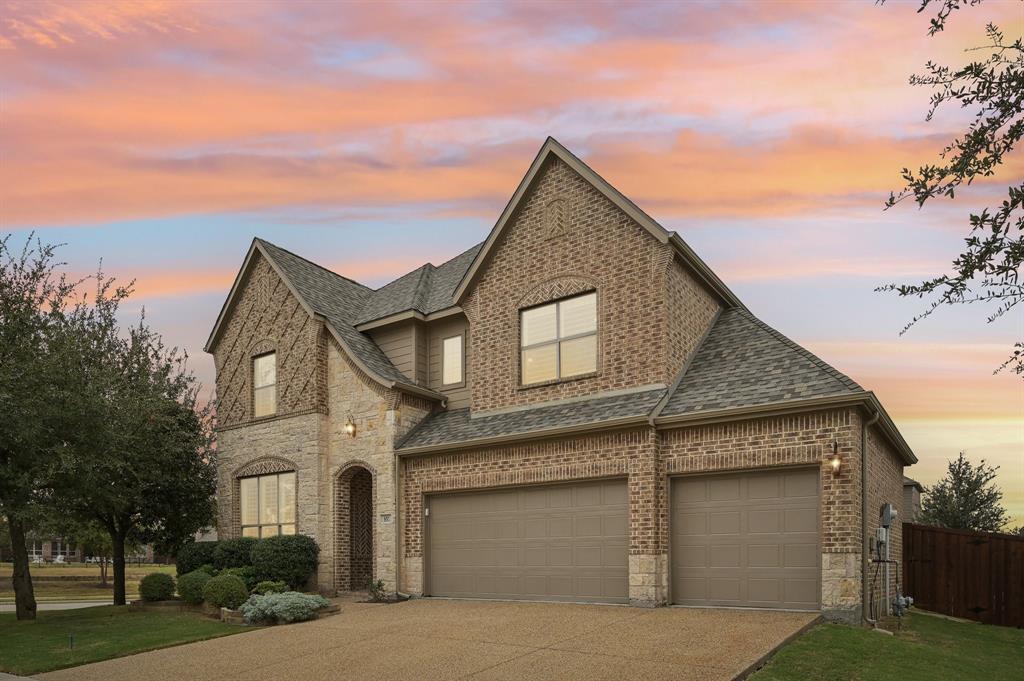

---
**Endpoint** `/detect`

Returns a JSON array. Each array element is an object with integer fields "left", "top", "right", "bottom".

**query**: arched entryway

[{"left": 335, "top": 465, "right": 374, "bottom": 592}]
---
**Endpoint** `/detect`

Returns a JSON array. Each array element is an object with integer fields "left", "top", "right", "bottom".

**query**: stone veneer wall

[{"left": 462, "top": 156, "right": 717, "bottom": 414}]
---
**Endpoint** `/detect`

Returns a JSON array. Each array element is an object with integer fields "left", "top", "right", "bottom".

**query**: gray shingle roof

[
  {"left": 397, "top": 388, "right": 665, "bottom": 450},
  {"left": 257, "top": 239, "right": 412, "bottom": 385},
  {"left": 660, "top": 308, "right": 862, "bottom": 416},
  {"left": 256, "top": 238, "right": 483, "bottom": 389},
  {"left": 355, "top": 243, "right": 483, "bottom": 324}
]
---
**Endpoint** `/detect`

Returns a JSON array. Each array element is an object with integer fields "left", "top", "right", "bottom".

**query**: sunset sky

[{"left": 2, "top": 1, "right": 1022, "bottom": 524}]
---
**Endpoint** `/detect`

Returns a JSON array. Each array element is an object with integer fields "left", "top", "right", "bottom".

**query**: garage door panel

[
  {"left": 708, "top": 477, "right": 741, "bottom": 501},
  {"left": 428, "top": 480, "right": 628, "bottom": 604},
  {"left": 671, "top": 469, "right": 820, "bottom": 611}
]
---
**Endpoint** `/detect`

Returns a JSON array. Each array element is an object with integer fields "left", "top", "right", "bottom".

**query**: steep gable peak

[{"left": 452, "top": 137, "right": 744, "bottom": 310}]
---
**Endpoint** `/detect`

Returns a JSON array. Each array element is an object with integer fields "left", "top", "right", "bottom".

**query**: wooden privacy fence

[{"left": 903, "top": 522, "right": 1024, "bottom": 628}]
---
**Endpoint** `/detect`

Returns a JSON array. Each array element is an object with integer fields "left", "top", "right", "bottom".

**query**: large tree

[
  {"left": 52, "top": 285, "right": 217, "bottom": 605},
  {"left": 0, "top": 236, "right": 80, "bottom": 620},
  {"left": 920, "top": 452, "right": 1010, "bottom": 531},
  {"left": 880, "top": 0, "right": 1024, "bottom": 375}
]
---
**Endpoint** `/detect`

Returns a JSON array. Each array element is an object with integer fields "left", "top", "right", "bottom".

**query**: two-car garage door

[
  {"left": 424, "top": 468, "right": 820, "bottom": 610},
  {"left": 426, "top": 480, "right": 628, "bottom": 603}
]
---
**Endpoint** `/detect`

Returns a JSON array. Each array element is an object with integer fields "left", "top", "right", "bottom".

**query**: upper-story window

[
  {"left": 442, "top": 335, "right": 464, "bottom": 385},
  {"left": 253, "top": 352, "right": 276, "bottom": 418},
  {"left": 520, "top": 292, "right": 597, "bottom": 385},
  {"left": 240, "top": 471, "right": 296, "bottom": 537}
]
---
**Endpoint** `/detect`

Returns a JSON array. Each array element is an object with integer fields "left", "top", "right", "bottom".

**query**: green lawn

[
  {"left": 0, "top": 562, "right": 176, "bottom": 601},
  {"left": 752, "top": 611, "right": 1024, "bottom": 681},
  {"left": 0, "top": 605, "right": 247, "bottom": 675}
]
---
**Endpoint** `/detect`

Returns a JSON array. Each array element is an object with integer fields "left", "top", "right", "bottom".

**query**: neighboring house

[
  {"left": 206, "top": 137, "right": 914, "bottom": 623},
  {"left": 0, "top": 537, "right": 166, "bottom": 564},
  {"left": 903, "top": 476, "right": 924, "bottom": 523}
]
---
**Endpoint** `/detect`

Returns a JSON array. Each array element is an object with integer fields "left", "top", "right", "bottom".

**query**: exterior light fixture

[
  {"left": 345, "top": 415, "right": 356, "bottom": 438},
  {"left": 829, "top": 439, "right": 841, "bottom": 474}
]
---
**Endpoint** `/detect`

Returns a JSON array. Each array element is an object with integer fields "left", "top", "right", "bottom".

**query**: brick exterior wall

[
  {"left": 660, "top": 408, "right": 863, "bottom": 620},
  {"left": 665, "top": 257, "right": 720, "bottom": 376},
  {"left": 865, "top": 419, "right": 905, "bottom": 619},
  {"left": 211, "top": 252, "right": 326, "bottom": 429},
  {"left": 462, "top": 156, "right": 717, "bottom": 413}
]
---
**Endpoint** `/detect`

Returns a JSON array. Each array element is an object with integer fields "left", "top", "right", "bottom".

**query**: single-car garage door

[
  {"left": 671, "top": 468, "right": 820, "bottom": 610},
  {"left": 426, "top": 480, "right": 628, "bottom": 603}
]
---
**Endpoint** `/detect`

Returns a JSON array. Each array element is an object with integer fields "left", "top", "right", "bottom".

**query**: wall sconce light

[
  {"left": 829, "top": 439, "right": 841, "bottom": 474},
  {"left": 345, "top": 414, "right": 356, "bottom": 438}
]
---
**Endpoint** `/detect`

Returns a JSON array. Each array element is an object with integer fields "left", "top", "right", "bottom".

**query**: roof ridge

[
  {"left": 736, "top": 308, "right": 862, "bottom": 392},
  {"left": 412, "top": 264, "right": 434, "bottom": 311},
  {"left": 255, "top": 238, "right": 374, "bottom": 294}
]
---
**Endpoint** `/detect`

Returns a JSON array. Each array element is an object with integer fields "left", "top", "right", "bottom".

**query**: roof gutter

[{"left": 654, "top": 391, "right": 916, "bottom": 466}]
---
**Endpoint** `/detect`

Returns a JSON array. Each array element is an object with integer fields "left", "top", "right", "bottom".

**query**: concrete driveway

[{"left": 38, "top": 599, "right": 818, "bottom": 681}]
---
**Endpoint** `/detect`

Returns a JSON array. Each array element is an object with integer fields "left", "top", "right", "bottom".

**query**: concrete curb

[{"left": 733, "top": 614, "right": 823, "bottom": 680}]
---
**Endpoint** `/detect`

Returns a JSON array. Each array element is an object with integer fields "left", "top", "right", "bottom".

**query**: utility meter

[{"left": 881, "top": 503, "right": 898, "bottom": 528}]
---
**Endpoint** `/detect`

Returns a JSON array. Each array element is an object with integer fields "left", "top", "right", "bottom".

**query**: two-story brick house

[{"left": 206, "top": 137, "right": 914, "bottom": 623}]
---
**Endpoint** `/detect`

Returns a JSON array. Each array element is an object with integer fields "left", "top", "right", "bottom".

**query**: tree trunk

[
  {"left": 8, "top": 518, "right": 37, "bottom": 620},
  {"left": 99, "top": 557, "right": 108, "bottom": 586},
  {"left": 111, "top": 531, "right": 127, "bottom": 606}
]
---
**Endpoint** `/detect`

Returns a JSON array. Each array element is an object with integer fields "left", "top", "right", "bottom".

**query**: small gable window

[
  {"left": 442, "top": 335, "right": 464, "bottom": 386},
  {"left": 253, "top": 352, "right": 276, "bottom": 417},
  {"left": 521, "top": 292, "right": 597, "bottom": 385}
]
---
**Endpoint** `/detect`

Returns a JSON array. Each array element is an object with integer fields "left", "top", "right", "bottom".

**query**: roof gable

[
  {"left": 452, "top": 137, "right": 744, "bottom": 310},
  {"left": 205, "top": 239, "right": 442, "bottom": 400}
]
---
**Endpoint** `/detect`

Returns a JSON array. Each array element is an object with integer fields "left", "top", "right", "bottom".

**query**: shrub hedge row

[{"left": 176, "top": 535, "right": 319, "bottom": 591}]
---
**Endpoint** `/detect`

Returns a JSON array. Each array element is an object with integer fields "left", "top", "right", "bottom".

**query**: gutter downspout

[{"left": 862, "top": 408, "right": 881, "bottom": 626}]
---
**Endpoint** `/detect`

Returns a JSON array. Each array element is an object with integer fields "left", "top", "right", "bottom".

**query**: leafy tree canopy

[
  {"left": 880, "top": 0, "right": 1024, "bottom": 376},
  {"left": 920, "top": 452, "right": 1010, "bottom": 532}
]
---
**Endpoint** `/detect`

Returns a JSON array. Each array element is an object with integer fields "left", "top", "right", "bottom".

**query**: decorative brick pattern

[
  {"left": 211, "top": 253, "right": 326, "bottom": 429},
  {"left": 333, "top": 463, "right": 375, "bottom": 592}
]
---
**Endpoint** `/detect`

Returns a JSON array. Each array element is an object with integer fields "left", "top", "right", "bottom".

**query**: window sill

[{"left": 517, "top": 371, "right": 599, "bottom": 391}]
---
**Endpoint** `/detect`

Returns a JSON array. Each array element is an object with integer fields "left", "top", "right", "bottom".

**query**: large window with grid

[
  {"left": 520, "top": 292, "right": 597, "bottom": 385},
  {"left": 253, "top": 352, "right": 276, "bottom": 418},
  {"left": 240, "top": 471, "right": 296, "bottom": 537}
]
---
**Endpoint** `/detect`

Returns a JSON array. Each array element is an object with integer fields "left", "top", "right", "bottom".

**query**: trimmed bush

[
  {"left": 202, "top": 574, "right": 249, "bottom": 610},
  {"left": 251, "top": 535, "right": 319, "bottom": 590},
  {"left": 219, "top": 566, "right": 258, "bottom": 591},
  {"left": 253, "top": 580, "right": 288, "bottom": 595},
  {"left": 212, "top": 537, "right": 257, "bottom": 570},
  {"left": 177, "top": 570, "right": 212, "bottom": 605},
  {"left": 197, "top": 564, "right": 217, "bottom": 576},
  {"left": 139, "top": 572, "right": 176, "bottom": 602},
  {"left": 176, "top": 541, "right": 217, "bottom": 576},
  {"left": 239, "top": 591, "right": 330, "bottom": 625}
]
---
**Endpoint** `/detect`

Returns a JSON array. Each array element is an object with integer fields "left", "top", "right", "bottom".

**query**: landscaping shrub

[
  {"left": 212, "top": 537, "right": 257, "bottom": 570},
  {"left": 239, "top": 591, "right": 330, "bottom": 625},
  {"left": 202, "top": 574, "right": 249, "bottom": 610},
  {"left": 368, "top": 578, "right": 388, "bottom": 602},
  {"left": 176, "top": 541, "right": 217, "bottom": 576},
  {"left": 251, "top": 535, "right": 319, "bottom": 590},
  {"left": 139, "top": 572, "right": 176, "bottom": 602},
  {"left": 253, "top": 580, "right": 288, "bottom": 595},
  {"left": 219, "top": 566, "right": 258, "bottom": 592},
  {"left": 176, "top": 570, "right": 212, "bottom": 605},
  {"left": 197, "top": 564, "right": 216, "bottom": 575}
]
